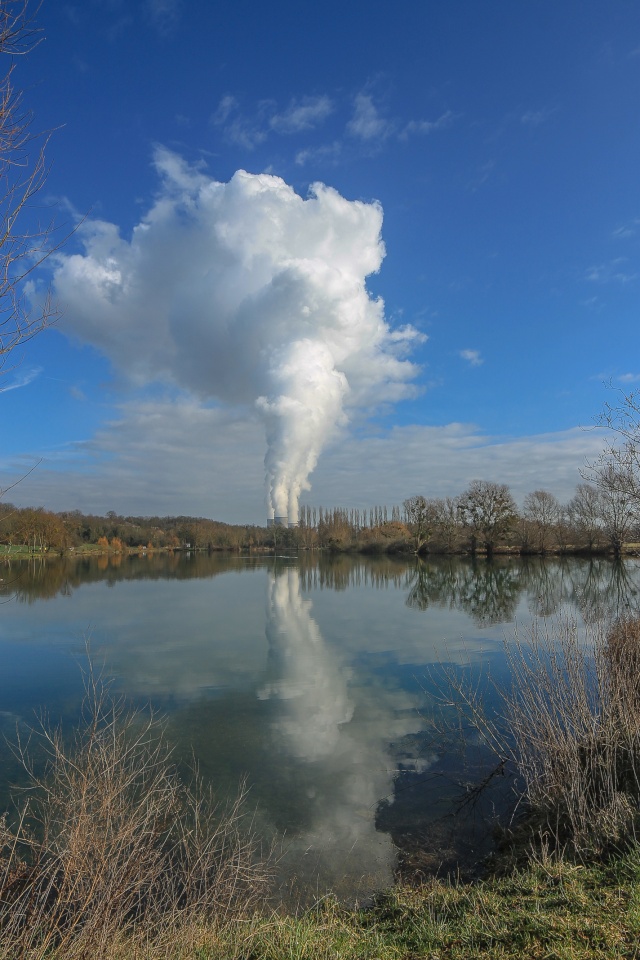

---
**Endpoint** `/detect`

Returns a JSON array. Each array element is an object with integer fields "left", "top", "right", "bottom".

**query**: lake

[{"left": 1, "top": 552, "right": 639, "bottom": 900}]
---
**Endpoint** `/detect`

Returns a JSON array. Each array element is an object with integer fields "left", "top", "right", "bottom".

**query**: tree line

[
  {"left": 1, "top": 471, "right": 638, "bottom": 557},
  {"left": 0, "top": 506, "right": 270, "bottom": 554},
  {"left": 297, "top": 476, "right": 639, "bottom": 556}
]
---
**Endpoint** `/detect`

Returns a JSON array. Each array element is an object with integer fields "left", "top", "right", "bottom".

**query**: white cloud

[
  {"left": 270, "top": 96, "right": 333, "bottom": 133},
  {"left": 212, "top": 94, "right": 332, "bottom": 150},
  {"left": 611, "top": 218, "right": 640, "bottom": 240},
  {"left": 1, "top": 408, "right": 606, "bottom": 521},
  {"left": 346, "top": 93, "right": 394, "bottom": 142},
  {"left": 520, "top": 105, "right": 558, "bottom": 126},
  {"left": 146, "top": 0, "right": 180, "bottom": 33},
  {"left": 212, "top": 94, "right": 238, "bottom": 126},
  {"left": 399, "top": 110, "right": 454, "bottom": 140},
  {"left": 459, "top": 349, "right": 483, "bottom": 367},
  {"left": 585, "top": 258, "right": 638, "bottom": 284},
  {"left": 311, "top": 423, "right": 604, "bottom": 510},
  {"left": 216, "top": 104, "right": 271, "bottom": 150},
  {"left": 0, "top": 367, "right": 42, "bottom": 393},
  {"left": 0, "top": 398, "right": 265, "bottom": 520},
  {"left": 212, "top": 89, "right": 454, "bottom": 162},
  {"left": 48, "top": 149, "right": 423, "bottom": 522},
  {"left": 295, "top": 141, "right": 343, "bottom": 167},
  {"left": 467, "top": 159, "right": 496, "bottom": 192},
  {"left": 618, "top": 372, "right": 640, "bottom": 384}
]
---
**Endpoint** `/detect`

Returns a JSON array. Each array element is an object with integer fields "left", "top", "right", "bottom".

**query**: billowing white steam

[{"left": 52, "top": 148, "right": 422, "bottom": 520}]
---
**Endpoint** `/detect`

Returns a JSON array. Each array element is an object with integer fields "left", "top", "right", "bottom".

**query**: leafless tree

[
  {"left": 403, "top": 494, "right": 440, "bottom": 554},
  {"left": 567, "top": 482, "right": 603, "bottom": 551},
  {"left": 584, "top": 389, "right": 640, "bottom": 513},
  {"left": 0, "top": 0, "right": 58, "bottom": 383},
  {"left": 457, "top": 480, "right": 518, "bottom": 556},
  {"left": 523, "top": 489, "right": 561, "bottom": 553},
  {"left": 432, "top": 495, "right": 461, "bottom": 552},
  {"left": 596, "top": 464, "right": 637, "bottom": 557}
]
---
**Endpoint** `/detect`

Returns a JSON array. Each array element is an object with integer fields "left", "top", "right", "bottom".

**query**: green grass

[
  {"left": 6, "top": 846, "right": 639, "bottom": 959},
  {"left": 219, "top": 854, "right": 640, "bottom": 960},
  {"left": 77, "top": 851, "right": 639, "bottom": 960}
]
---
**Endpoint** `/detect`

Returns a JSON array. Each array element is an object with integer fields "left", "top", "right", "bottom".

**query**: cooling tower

[
  {"left": 275, "top": 516, "right": 288, "bottom": 527},
  {"left": 267, "top": 518, "right": 275, "bottom": 528},
  {"left": 288, "top": 520, "right": 299, "bottom": 529}
]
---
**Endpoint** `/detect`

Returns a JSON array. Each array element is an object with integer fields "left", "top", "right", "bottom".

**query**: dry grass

[
  {"left": 505, "top": 616, "right": 640, "bottom": 855},
  {"left": 0, "top": 670, "right": 270, "bottom": 959},
  {"left": 436, "top": 616, "right": 640, "bottom": 860}
]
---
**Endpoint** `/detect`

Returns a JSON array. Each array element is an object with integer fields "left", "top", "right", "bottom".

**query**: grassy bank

[
  {"left": 199, "top": 855, "right": 640, "bottom": 960},
  {"left": 2, "top": 855, "right": 637, "bottom": 959}
]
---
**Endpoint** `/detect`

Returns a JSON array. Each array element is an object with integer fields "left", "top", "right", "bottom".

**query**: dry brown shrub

[
  {"left": 437, "top": 616, "right": 640, "bottom": 860},
  {"left": 0, "top": 670, "right": 270, "bottom": 959}
]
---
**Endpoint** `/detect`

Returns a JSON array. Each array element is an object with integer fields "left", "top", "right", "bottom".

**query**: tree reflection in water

[
  {"left": 404, "top": 555, "right": 640, "bottom": 625},
  {"left": 406, "top": 558, "right": 523, "bottom": 625}
]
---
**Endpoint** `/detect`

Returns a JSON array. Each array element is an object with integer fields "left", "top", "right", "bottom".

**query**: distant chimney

[
  {"left": 274, "top": 516, "right": 288, "bottom": 527},
  {"left": 267, "top": 518, "right": 275, "bottom": 528}
]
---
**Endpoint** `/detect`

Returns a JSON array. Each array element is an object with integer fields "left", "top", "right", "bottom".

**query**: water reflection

[
  {"left": 255, "top": 566, "right": 424, "bottom": 896},
  {"left": 402, "top": 556, "right": 640, "bottom": 625},
  {"left": 260, "top": 568, "right": 353, "bottom": 760},
  {"left": 405, "top": 559, "right": 521, "bottom": 625},
  {"left": 2, "top": 552, "right": 640, "bottom": 896},
  {"left": 0, "top": 552, "right": 247, "bottom": 601},
  {"left": 3, "top": 554, "right": 640, "bottom": 627}
]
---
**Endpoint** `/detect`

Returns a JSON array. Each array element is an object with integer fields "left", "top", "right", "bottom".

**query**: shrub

[
  {"left": 438, "top": 616, "right": 640, "bottom": 859},
  {"left": 0, "top": 672, "right": 270, "bottom": 959}
]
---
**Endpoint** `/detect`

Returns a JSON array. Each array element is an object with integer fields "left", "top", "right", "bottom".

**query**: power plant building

[{"left": 267, "top": 516, "right": 299, "bottom": 528}]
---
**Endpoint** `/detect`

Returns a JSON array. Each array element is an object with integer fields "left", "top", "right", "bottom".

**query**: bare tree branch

[{"left": 0, "top": 0, "right": 61, "bottom": 384}]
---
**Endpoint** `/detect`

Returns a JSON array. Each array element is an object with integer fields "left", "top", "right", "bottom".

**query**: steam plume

[{"left": 51, "top": 148, "right": 422, "bottom": 519}]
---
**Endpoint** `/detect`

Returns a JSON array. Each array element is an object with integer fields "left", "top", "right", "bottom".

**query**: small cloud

[
  {"left": 520, "top": 105, "right": 558, "bottom": 126},
  {"left": 347, "top": 93, "right": 394, "bottom": 142},
  {"left": 212, "top": 94, "right": 239, "bottom": 126},
  {"left": 69, "top": 385, "right": 88, "bottom": 401},
  {"left": 467, "top": 159, "right": 495, "bottom": 192},
  {"left": 106, "top": 14, "right": 133, "bottom": 42},
  {"left": 581, "top": 296, "right": 601, "bottom": 310},
  {"left": 225, "top": 118, "right": 269, "bottom": 150},
  {"left": 611, "top": 218, "right": 640, "bottom": 240},
  {"left": 585, "top": 258, "right": 638, "bottom": 284},
  {"left": 63, "top": 5, "right": 81, "bottom": 26},
  {"left": 270, "top": 96, "right": 333, "bottom": 134},
  {"left": 399, "top": 110, "right": 455, "bottom": 141},
  {"left": 146, "top": 0, "right": 180, "bottom": 34},
  {"left": 295, "top": 141, "right": 342, "bottom": 166},
  {"left": 0, "top": 367, "right": 42, "bottom": 393},
  {"left": 618, "top": 373, "right": 640, "bottom": 384},
  {"left": 613, "top": 270, "right": 638, "bottom": 283},
  {"left": 212, "top": 100, "right": 272, "bottom": 150},
  {"left": 460, "top": 349, "right": 483, "bottom": 367},
  {"left": 72, "top": 55, "right": 89, "bottom": 73},
  {"left": 212, "top": 94, "right": 332, "bottom": 151}
]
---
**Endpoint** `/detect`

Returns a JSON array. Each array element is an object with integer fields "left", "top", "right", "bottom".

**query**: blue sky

[{"left": 1, "top": 0, "right": 639, "bottom": 522}]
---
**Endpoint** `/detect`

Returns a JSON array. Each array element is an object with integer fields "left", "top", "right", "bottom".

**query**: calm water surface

[{"left": 1, "top": 552, "right": 639, "bottom": 898}]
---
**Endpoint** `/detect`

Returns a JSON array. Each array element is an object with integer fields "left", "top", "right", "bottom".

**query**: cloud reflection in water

[{"left": 258, "top": 566, "right": 428, "bottom": 896}]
